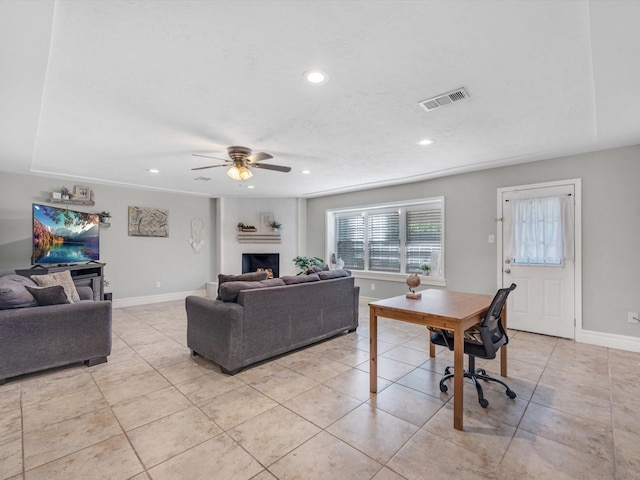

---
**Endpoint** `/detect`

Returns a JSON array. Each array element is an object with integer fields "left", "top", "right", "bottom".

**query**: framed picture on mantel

[{"left": 259, "top": 212, "right": 274, "bottom": 233}]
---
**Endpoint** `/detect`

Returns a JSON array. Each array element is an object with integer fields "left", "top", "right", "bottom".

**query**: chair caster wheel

[
  {"left": 439, "top": 383, "right": 448, "bottom": 393},
  {"left": 477, "top": 368, "right": 487, "bottom": 376},
  {"left": 506, "top": 389, "right": 517, "bottom": 399},
  {"left": 479, "top": 398, "right": 489, "bottom": 408},
  {"left": 444, "top": 367, "right": 451, "bottom": 375}
]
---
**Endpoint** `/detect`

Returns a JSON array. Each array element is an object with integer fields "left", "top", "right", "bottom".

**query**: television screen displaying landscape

[{"left": 32, "top": 203, "right": 100, "bottom": 264}]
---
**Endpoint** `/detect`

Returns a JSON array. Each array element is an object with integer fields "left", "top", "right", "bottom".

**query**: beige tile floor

[{"left": 2, "top": 299, "right": 640, "bottom": 479}]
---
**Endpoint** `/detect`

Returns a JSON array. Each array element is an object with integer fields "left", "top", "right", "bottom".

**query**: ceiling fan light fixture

[
  {"left": 238, "top": 166, "right": 253, "bottom": 180},
  {"left": 417, "top": 139, "right": 433, "bottom": 146},
  {"left": 227, "top": 166, "right": 241, "bottom": 180}
]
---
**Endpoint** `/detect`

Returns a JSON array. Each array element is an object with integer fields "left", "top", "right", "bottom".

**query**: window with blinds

[
  {"left": 332, "top": 197, "right": 444, "bottom": 276},
  {"left": 406, "top": 209, "right": 442, "bottom": 273}
]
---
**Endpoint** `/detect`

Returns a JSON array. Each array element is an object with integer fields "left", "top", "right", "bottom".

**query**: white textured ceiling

[{"left": 1, "top": 0, "right": 639, "bottom": 198}]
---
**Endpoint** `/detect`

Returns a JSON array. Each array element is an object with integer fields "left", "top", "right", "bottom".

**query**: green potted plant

[
  {"left": 268, "top": 220, "right": 282, "bottom": 232},
  {"left": 293, "top": 256, "right": 324, "bottom": 275},
  {"left": 420, "top": 263, "right": 431, "bottom": 276},
  {"left": 237, "top": 222, "right": 245, "bottom": 231}
]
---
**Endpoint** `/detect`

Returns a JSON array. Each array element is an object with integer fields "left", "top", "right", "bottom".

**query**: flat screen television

[{"left": 32, "top": 203, "right": 100, "bottom": 265}]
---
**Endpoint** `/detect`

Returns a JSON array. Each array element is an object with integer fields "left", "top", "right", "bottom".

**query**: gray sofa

[
  {"left": 186, "top": 271, "right": 359, "bottom": 374},
  {"left": 0, "top": 274, "right": 112, "bottom": 384}
]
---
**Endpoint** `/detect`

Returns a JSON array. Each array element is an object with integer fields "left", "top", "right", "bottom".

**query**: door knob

[
  {"left": 504, "top": 268, "right": 511, "bottom": 274},
  {"left": 504, "top": 259, "right": 511, "bottom": 264}
]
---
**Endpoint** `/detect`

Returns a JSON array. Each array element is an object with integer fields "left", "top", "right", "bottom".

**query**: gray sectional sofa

[
  {"left": 0, "top": 274, "right": 112, "bottom": 384},
  {"left": 185, "top": 270, "right": 360, "bottom": 374}
]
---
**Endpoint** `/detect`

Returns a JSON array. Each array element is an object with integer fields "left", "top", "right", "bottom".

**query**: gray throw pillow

[
  {"left": 217, "top": 271, "right": 269, "bottom": 299},
  {"left": 219, "top": 278, "right": 286, "bottom": 302},
  {"left": 31, "top": 270, "right": 80, "bottom": 303},
  {"left": 25, "top": 285, "right": 71, "bottom": 306},
  {"left": 281, "top": 274, "right": 320, "bottom": 285},
  {"left": 0, "top": 274, "right": 39, "bottom": 309},
  {"left": 317, "top": 269, "right": 351, "bottom": 280}
]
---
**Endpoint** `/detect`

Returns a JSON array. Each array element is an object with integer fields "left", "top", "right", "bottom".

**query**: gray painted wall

[
  {"left": 0, "top": 172, "right": 216, "bottom": 300},
  {"left": 306, "top": 145, "right": 640, "bottom": 338}
]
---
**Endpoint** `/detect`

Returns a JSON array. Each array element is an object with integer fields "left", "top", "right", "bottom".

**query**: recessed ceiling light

[
  {"left": 147, "top": 168, "right": 160, "bottom": 173},
  {"left": 301, "top": 170, "right": 311, "bottom": 174},
  {"left": 417, "top": 139, "right": 433, "bottom": 146},
  {"left": 304, "top": 69, "right": 328, "bottom": 85},
  {"left": 247, "top": 185, "right": 255, "bottom": 189}
]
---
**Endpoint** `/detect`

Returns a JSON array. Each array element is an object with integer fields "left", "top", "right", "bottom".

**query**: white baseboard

[
  {"left": 576, "top": 329, "right": 640, "bottom": 353},
  {"left": 112, "top": 290, "right": 206, "bottom": 308}
]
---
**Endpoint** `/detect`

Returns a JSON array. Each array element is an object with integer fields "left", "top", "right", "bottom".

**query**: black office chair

[{"left": 430, "top": 283, "right": 517, "bottom": 408}]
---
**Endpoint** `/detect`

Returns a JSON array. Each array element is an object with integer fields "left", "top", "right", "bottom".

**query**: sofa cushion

[
  {"left": 317, "top": 269, "right": 351, "bottom": 280},
  {"left": 281, "top": 274, "right": 320, "bottom": 285},
  {"left": 305, "top": 264, "right": 330, "bottom": 275},
  {"left": 217, "top": 271, "right": 269, "bottom": 299},
  {"left": 31, "top": 270, "right": 80, "bottom": 303},
  {"left": 219, "top": 278, "right": 286, "bottom": 302},
  {"left": 0, "top": 274, "right": 38, "bottom": 310},
  {"left": 25, "top": 285, "right": 71, "bottom": 306}
]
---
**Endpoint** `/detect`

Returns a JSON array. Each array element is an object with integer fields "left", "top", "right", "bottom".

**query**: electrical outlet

[
  {"left": 488, "top": 234, "right": 495, "bottom": 244},
  {"left": 370, "top": 283, "right": 375, "bottom": 291},
  {"left": 628, "top": 312, "right": 639, "bottom": 324},
  {"left": 156, "top": 281, "right": 161, "bottom": 289}
]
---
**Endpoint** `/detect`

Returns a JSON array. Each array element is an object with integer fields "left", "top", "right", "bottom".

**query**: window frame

[{"left": 325, "top": 197, "right": 445, "bottom": 286}]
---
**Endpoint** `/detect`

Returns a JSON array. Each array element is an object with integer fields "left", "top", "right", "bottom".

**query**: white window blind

[
  {"left": 336, "top": 214, "right": 364, "bottom": 269},
  {"left": 406, "top": 209, "right": 442, "bottom": 273},
  {"left": 368, "top": 211, "right": 400, "bottom": 272}
]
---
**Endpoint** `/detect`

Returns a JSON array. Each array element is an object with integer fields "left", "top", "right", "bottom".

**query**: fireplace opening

[{"left": 242, "top": 253, "right": 280, "bottom": 278}]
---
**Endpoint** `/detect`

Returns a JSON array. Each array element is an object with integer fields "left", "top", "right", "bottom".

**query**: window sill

[{"left": 351, "top": 270, "right": 446, "bottom": 287}]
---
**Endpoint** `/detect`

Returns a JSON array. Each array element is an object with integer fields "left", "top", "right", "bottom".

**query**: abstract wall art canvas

[{"left": 128, "top": 206, "right": 169, "bottom": 237}]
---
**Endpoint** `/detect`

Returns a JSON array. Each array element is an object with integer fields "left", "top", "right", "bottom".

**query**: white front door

[{"left": 498, "top": 181, "right": 579, "bottom": 339}]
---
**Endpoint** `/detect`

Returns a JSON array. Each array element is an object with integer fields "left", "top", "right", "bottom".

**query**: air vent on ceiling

[
  {"left": 194, "top": 176, "right": 211, "bottom": 181},
  {"left": 418, "top": 87, "right": 470, "bottom": 112}
]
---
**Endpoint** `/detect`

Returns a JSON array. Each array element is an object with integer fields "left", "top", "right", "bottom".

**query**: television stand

[{"left": 15, "top": 262, "right": 106, "bottom": 301}]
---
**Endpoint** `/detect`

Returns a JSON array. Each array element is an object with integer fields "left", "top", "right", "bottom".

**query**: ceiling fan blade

[
  {"left": 252, "top": 163, "right": 291, "bottom": 173},
  {"left": 191, "top": 164, "right": 229, "bottom": 171},
  {"left": 246, "top": 152, "right": 273, "bottom": 163},
  {"left": 192, "top": 153, "right": 229, "bottom": 162}
]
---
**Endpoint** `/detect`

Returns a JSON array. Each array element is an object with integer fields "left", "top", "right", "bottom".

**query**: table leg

[
  {"left": 429, "top": 335, "right": 435, "bottom": 358},
  {"left": 500, "top": 304, "right": 508, "bottom": 377},
  {"left": 453, "top": 325, "right": 464, "bottom": 430},
  {"left": 369, "top": 306, "right": 378, "bottom": 393}
]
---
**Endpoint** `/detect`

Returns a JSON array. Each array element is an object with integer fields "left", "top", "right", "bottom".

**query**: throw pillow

[
  {"left": 219, "top": 278, "right": 286, "bottom": 302},
  {"left": 317, "top": 269, "right": 351, "bottom": 280},
  {"left": 31, "top": 270, "right": 80, "bottom": 303},
  {"left": 0, "top": 274, "right": 39, "bottom": 309},
  {"left": 25, "top": 285, "right": 71, "bottom": 306},
  {"left": 217, "top": 271, "right": 269, "bottom": 299},
  {"left": 281, "top": 274, "right": 320, "bottom": 285}
]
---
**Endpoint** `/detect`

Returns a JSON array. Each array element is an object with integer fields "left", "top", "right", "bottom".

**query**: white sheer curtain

[{"left": 509, "top": 195, "right": 574, "bottom": 265}]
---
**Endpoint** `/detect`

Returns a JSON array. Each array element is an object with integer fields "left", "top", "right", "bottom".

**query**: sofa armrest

[
  {"left": 185, "top": 296, "right": 245, "bottom": 373},
  {"left": 77, "top": 286, "right": 94, "bottom": 301}
]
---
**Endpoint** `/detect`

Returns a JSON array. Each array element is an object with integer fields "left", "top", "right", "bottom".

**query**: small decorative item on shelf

[
  {"left": 61, "top": 186, "right": 70, "bottom": 200},
  {"left": 420, "top": 263, "right": 431, "bottom": 276},
  {"left": 51, "top": 191, "right": 62, "bottom": 200},
  {"left": 268, "top": 220, "right": 282, "bottom": 232},
  {"left": 98, "top": 211, "right": 111, "bottom": 223},
  {"left": 74, "top": 185, "right": 92, "bottom": 201},
  {"left": 406, "top": 273, "right": 422, "bottom": 299},
  {"left": 238, "top": 222, "right": 257, "bottom": 232}
]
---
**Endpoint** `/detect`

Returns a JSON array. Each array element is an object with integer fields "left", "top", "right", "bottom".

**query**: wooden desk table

[{"left": 369, "top": 289, "right": 507, "bottom": 431}]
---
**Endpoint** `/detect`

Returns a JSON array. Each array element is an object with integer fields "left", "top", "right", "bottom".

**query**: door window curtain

[{"left": 509, "top": 195, "right": 574, "bottom": 265}]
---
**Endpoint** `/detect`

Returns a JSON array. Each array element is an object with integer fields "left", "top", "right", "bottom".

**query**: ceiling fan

[{"left": 192, "top": 146, "right": 291, "bottom": 180}]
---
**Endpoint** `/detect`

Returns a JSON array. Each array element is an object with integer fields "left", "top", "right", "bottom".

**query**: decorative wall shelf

[
  {"left": 237, "top": 232, "right": 281, "bottom": 244},
  {"left": 99, "top": 222, "right": 111, "bottom": 228},
  {"left": 48, "top": 198, "right": 95, "bottom": 206}
]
